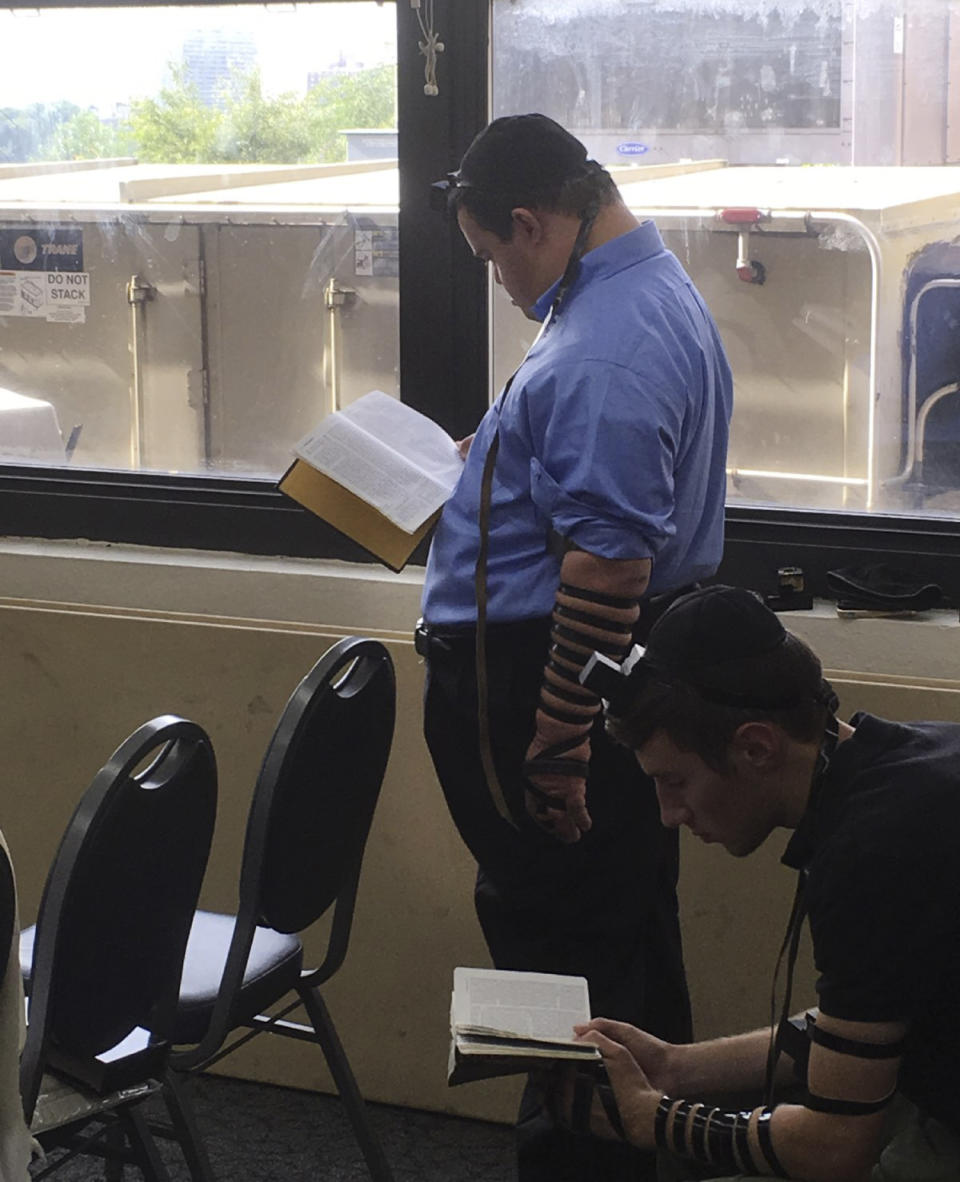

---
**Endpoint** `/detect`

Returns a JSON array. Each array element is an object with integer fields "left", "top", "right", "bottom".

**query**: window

[
  {"left": 0, "top": 3, "right": 398, "bottom": 479},
  {"left": 491, "top": 0, "right": 960, "bottom": 532},
  {"left": 4, "top": 0, "right": 960, "bottom": 596}
]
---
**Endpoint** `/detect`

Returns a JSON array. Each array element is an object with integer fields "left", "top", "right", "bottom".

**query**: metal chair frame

[
  {"left": 168, "top": 637, "right": 397, "bottom": 1182},
  {"left": 20, "top": 715, "right": 218, "bottom": 1181}
]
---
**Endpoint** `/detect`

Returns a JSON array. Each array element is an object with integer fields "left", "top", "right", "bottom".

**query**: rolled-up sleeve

[{"left": 526, "top": 359, "right": 683, "bottom": 559}]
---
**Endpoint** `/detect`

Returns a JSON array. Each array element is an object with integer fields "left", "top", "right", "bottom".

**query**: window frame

[
  {"left": 3, "top": 0, "right": 960, "bottom": 604},
  {"left": 0, "top": 0, "right": 488, "bottom": 567}
]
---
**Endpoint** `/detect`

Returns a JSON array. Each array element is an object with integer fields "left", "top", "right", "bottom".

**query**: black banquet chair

[
  {"left": 20, "top": 715, "right": 218, "bottom": 1180},
  {"left": 167, "top": 636, "right": 397, "bottom": 1182}
]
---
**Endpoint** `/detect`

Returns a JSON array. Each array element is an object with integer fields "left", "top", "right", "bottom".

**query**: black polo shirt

[{"left": 782, "top": 713, "right": 960, "bottom": 1131}]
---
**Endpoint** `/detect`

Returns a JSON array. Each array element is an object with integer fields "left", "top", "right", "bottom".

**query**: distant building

[
  {"left": 181, "top": 30, "right": 258, "bottom": 109},
  {"left": 341, "top": 129, "right": 398, "bottom": 161}
]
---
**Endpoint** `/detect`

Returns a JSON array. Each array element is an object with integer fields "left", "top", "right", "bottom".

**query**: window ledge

[
  {"left": 780, "top": 599, "right": 960, "bottom": 684},
  {"left": 0, "top": 537, "right": 425, "bottom": 636}
]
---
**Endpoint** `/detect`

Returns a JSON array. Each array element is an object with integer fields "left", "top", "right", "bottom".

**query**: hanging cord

[
  {"left": 473, "top": 203, "right": 599, "bottom": 829},
  {"left": 764, "top": 714, "right": 840, "bottom": 1104},
  {"left": 411, "top": 0, "right": 443, "bottom": 96}
]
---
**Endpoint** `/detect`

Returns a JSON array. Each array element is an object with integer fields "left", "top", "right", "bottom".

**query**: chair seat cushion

[{"left": 172, "top": 911, "right": 303, "bottom": 1045}]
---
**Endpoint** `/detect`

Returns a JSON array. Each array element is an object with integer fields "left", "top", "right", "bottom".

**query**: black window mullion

[{"left": 396, "top": 0, "right": 489, "bottom": 439}]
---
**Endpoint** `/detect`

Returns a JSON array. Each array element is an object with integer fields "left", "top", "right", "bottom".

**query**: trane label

[{"left": 0, "top": 227, "right": 84, "bottom": 272}]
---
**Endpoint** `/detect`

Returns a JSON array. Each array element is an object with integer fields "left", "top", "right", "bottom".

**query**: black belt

[
  {"left": 415, "top": 583, "right": 697, "bottom": 661},
  {"left": 414, "top": 616, "right": 550, "bottom": 659}
]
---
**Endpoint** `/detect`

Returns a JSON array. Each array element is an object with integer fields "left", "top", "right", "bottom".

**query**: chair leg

[
  {"left": 118, "top": 1106, "right": 174, "bottom": 1182},
  {"left": 297, "top": 984, "right": 395, "bottom": 1182},
  {"left": 104, "top": 1120, "right": 125, "bottom": 1181},
  {"left": 162, "top": 1070, "right": 217, "bottom": 1182}
]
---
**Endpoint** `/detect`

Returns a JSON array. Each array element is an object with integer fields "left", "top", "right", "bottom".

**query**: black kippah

[
  {"left": 635, "top": 586, "right": 824, "bottom": 712},
  {"left": 645, "top": 586, "right": 786, "bottom": 672},
  {"left": 458, "top": 113, "right": 592, "bottom": 195}
]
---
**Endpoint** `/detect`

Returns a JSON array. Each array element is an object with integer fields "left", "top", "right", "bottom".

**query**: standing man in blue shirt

[{"left": 417, "top": 114, "right": 733, "bottom": 1181}]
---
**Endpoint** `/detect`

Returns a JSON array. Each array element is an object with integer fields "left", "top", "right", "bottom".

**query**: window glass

[
  {"left": 0, "top": 3, "right": 398, "bottom": 477},
  {"left": 491, "top": 0, "right": 960, "bottom": 520}
]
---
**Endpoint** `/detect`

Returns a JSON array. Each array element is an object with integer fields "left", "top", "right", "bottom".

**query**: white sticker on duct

[
  {"left": 355, "top": 230, "right": 374, "bottom": 276},
  {"left": 44, "top": 270, "right": 90, "bottom": 306}
]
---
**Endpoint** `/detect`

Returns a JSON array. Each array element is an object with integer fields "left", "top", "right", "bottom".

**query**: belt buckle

[{"left": 414, "top": 618, "right": 431, "bottom": 658}]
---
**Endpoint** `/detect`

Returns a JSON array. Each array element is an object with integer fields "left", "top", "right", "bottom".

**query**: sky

[{"left": 0, "top": 1, "right": 396, "bottom": 113}]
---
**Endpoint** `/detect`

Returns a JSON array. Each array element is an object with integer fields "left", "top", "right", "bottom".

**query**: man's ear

[
  {"left": 730, "top": 721, "right": 784, "bottom": 772},
  {"left": 510, "top": 206, "right": 544, "bottom": 245}
]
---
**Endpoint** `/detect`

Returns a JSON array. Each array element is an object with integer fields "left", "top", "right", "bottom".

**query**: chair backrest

[
  {"left": 240, "top": 637, "right": 396, "bottom": 936},
  {"left": 20, "top": 716, "right": 217, "bottom": 1119}
]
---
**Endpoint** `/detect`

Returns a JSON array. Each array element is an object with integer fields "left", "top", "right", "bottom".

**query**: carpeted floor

[{"left": 31, "top": 1073, "right": 515, "bottom": 1181}]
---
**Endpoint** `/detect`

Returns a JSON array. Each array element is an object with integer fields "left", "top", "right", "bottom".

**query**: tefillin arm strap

[
  {"left": 765, "top": 715, "right": 841, "bottom": 1105},
  {"left": 474, "top": 379, "right": 515, "bottom": 828},
  {"left": 654, "top": 1097, "right": 788, "bottom": 1177},
  {"left": 472, "top": 204, "right": 600, "bottom": 829}
]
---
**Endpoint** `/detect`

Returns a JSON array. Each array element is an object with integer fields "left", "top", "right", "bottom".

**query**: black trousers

[{"left": 423, "top": 616, "right": 692, "bottom": 1181}]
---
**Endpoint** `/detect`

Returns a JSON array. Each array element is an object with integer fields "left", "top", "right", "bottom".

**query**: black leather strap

[
  {"left": 554, "top": 602, "right": 634, "bottom": 633},
  {"left": 597, "top": 1084, "right": 626, "bottom": 1140},
  {"left": 809, "top": 1021, "right": 905, "bottom": 1060},
  {"left": 756, "top": 1108, "right": 788, "bottom": 1178},
  {"left": 559, "top": 582, "right": 639, "bottom": 610},
  {"left": 804, "top": 1090, "right": 895, "bottom": 1116}
]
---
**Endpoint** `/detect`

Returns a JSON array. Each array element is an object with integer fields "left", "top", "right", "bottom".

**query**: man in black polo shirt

[{"left": 563, "top": 585, "right": 960, "bottom": 1181}]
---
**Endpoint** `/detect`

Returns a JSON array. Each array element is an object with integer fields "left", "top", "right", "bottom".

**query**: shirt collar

[
  {"left": 531, "top": 220, "right": 665, "bottom": 322},
  {"left": 780, "top": 713, "right": 892, "bottom": 870}
]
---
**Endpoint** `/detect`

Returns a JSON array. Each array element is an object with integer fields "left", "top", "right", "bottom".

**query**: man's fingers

[
  {"left": 576, "top": 1030, "right": 652, "bottom": 1090},
  {"left": 576, "top": 1018, "right": 637, "bottom": 1043},
  {"left": 524, "top": 795, "right": 588, "bottom": 843},
  {"left": 569, "top": 799, "right": 592, "bottom": 834}
]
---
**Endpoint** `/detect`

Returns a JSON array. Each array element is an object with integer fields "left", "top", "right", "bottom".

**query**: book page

[
  {"left": 453, "top": 967, "right": 591, "bottom": 1045},
  {"left": 343, "top": 390, "right": 463, "bottom": 485},
  {"left": 293, "top": 391, "right": 463, "bottom": 533}
]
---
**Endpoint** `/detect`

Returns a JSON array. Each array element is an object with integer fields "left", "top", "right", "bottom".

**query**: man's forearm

[
  {"left": 665, "top": 1028, "right": 775, "bottom": 1097},
  {"left": 539, "top": 550, "right": 650, "bottom": 729},
  {"left": 522, "top": 551, "right": 650, "bottom": 839}
]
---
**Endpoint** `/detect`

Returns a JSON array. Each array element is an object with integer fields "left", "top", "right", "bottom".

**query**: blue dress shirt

[{"left": 422, "top": 221, "right": 733, "bottom": 626}]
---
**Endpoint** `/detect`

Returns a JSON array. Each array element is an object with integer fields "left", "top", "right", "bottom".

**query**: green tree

[
  {"left": 40, "top": 109, "right": 134, "bottom": 161},
  {"left": 215, "top": 71, "right": 313, "bottom": 163},
  {"left": 128, "top": 67, "right": 221, "bottom": 163},
  {"left": 301, "top": 64, "right": 396, "bottom": 162},
  {"left": 126, "top": 60, "right": 396, "bottom": 165}
]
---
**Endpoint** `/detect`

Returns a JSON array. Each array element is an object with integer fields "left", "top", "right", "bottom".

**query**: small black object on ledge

[
  {"left": 825, "top": 563, "right": 944, "bottom": 615},
  {"left": 764, "top": 566, "right": 814, "bottom": 613}
]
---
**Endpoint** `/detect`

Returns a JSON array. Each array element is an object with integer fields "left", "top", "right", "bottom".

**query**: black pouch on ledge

[{"left": 826, "top": 563, "right": 943, "bottom": 613}]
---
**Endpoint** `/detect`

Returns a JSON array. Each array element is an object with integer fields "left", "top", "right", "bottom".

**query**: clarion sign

[{"left": 616, "top": 142, "right": 649, "bottom": 156}]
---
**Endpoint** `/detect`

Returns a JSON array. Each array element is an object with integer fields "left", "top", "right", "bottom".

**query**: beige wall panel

[
  {"left": 4, "top": 562, "right": 960, "bottom": 1121},
  {"left": 0, "top": 602, "right": 521, "bottom": 1122}
]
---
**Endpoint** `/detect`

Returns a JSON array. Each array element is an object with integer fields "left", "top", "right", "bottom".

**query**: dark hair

[
  {"left": 607, "top": 631, "right": 834, "bottom": 773},
  {"left": 452, "top": 113, "right": 618, "bottom": 240}
]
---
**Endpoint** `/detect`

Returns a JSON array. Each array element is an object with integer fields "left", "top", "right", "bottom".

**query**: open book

[
  {"left": 448, "top": 967, "right": 601, "bottom": 1086},
  {"left": 278, "top": 390, "right": 464, "bottom": 571}
]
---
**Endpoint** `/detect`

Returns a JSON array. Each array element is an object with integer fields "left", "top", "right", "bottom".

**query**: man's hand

[
  {"left": 523, "top": 728, "right": 591, "bottom": 843},
  {"left": 455, "top": 433, "right": 475, "bottom": 460},
  {"left": 575, "top": 1019, "right": 674, "bottom": 1091},
  {"left": 570, "top": 1028, "right": 661, "bottom": 1146},
  {"left": 549, "top": 1035, "right": 660, "bottom": 1146}
]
